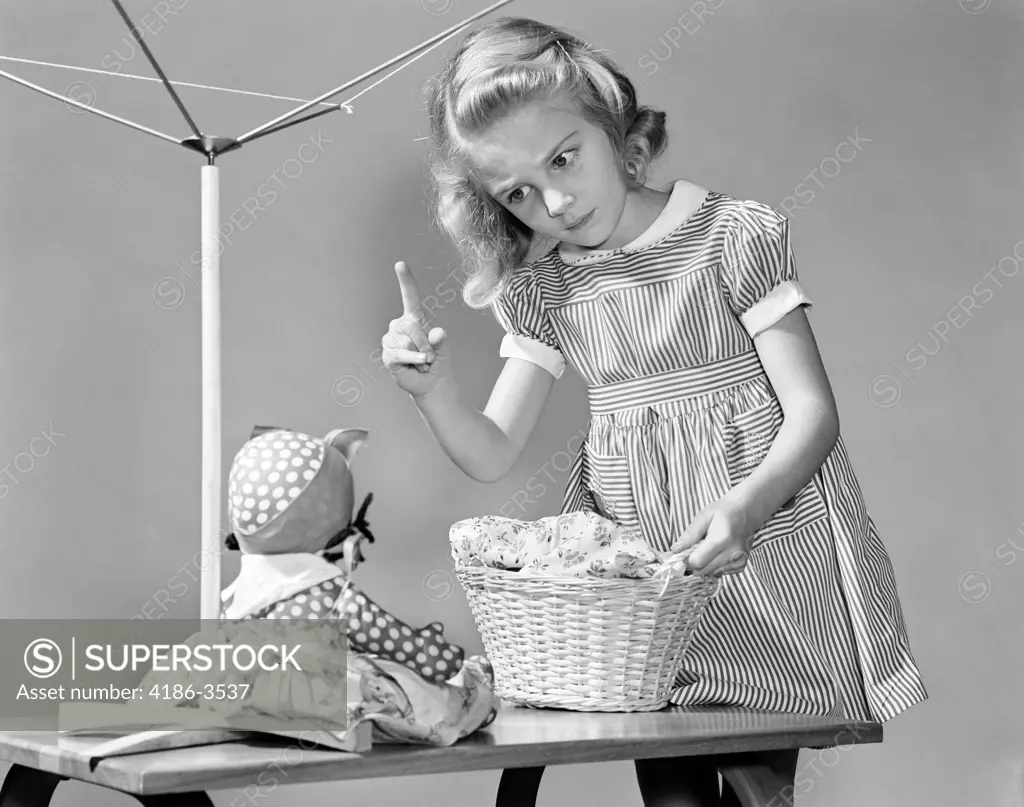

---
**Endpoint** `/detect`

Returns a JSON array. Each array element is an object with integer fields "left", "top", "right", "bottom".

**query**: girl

[{"left": 381, "top": 16, "right": 927, "bottom": 806}]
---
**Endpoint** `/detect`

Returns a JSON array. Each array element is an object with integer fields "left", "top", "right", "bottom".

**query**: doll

[
  {"left": 221, "top": 425, "right": 465, "bottom": 684},
  {"left": 137, "top": 425, "right": 497, "bottom": 748}
]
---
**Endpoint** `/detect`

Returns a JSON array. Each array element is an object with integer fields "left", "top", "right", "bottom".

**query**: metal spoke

[
  {"left": 0, "top": 68, "right": 184, "bottom": 146},
  {"left": 108, "top": 0, "right": 203, "bottom": 140},
  {"left": 236, "top": 0, "right": 515, "bottom": 144}
]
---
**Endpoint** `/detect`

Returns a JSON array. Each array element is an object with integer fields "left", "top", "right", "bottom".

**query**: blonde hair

[{"left": 423, "top": 17, "right": 668, "bottom": 308}]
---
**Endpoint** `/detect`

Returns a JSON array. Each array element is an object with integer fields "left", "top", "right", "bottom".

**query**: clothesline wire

[
  {"left": 0, "top": 14, "right": 461, "bottom": 146},
  {"left": 0, "top": 55, "right": 351, "bottom": 111},
  {"left": 0, "top": 65, "right": 184, "bottom": 144},
  {"left": 235, "top": 0, "right": 514, "bottom": 143},
  {"left": 237, "top": 20, "right": 464, "bottom": 145},
  {"left": 0, "top": 10, "right": 463, "bottom": 148},
  {"left": 0, "top": 0, "right": 511, "bottom": 154}
]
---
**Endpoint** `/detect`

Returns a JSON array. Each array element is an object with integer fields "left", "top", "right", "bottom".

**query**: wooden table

[{"left": 0, "top": 705, "right": 881, "bottom": 807}]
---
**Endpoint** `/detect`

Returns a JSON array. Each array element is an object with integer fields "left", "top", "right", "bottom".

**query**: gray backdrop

[{"left": 2, "top": 0, "right": 1021, "bottom": 804}]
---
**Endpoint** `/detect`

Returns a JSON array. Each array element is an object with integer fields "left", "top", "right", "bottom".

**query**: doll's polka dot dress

[{"left": 249, "top": 578, "right": 461, "bottom": 683}]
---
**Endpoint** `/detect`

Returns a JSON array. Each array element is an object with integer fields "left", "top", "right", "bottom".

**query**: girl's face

[{"left": 466, "top": 95, "right": 629, "bottom": 249}]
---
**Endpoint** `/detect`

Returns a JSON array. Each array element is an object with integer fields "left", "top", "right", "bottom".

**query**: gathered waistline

[{"left": 587, "top": 351, "right": 764, "bottom": 415}]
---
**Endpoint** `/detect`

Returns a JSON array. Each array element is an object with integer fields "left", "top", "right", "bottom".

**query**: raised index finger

[{"left": 394, "top": 261, "right": 421, "bottom": 316}]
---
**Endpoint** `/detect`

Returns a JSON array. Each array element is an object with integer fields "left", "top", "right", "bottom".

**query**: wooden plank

[{"left": 0, "top": 706, "right": 881, "bottom": 796}]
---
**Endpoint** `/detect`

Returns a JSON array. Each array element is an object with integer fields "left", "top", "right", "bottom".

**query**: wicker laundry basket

[{"left": 454, "top": 552, "right": 720, "bottom": 712}]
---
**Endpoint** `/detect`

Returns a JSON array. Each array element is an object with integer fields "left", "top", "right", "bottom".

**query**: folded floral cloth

[
  {"left": 450, "top": 510, "right": 677, "bottom": 579},
  {"left": 136, "top": 619, "right": 497, "bottom": 748},
  {"left": 346, "top": 654, "right": 497, "bottom": 746}
]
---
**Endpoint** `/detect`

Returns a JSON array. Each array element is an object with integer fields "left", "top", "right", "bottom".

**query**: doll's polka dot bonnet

[{"left": 226, "top": 426, "right": 367, "bottom": 554}]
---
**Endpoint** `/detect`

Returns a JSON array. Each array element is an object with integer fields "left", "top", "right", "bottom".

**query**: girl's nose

[{"left": 543, "top": 189, "right": 575, "bottom": 218}]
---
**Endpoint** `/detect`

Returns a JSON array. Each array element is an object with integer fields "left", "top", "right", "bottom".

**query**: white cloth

[
  {"left": 558, "top": 178, "right": 710, "bottom": 266},
  {"left": 499, "top": 333, "right": 567, "bottom": 379},
  {"left": 740, "top": 279, "right": 814, "bottom": 338},
  {"left": 221, "top": 553, "right": 342, "bottom": 619}
]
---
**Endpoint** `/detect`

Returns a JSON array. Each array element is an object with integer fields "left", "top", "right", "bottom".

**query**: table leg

[
  {"left": 0, "top": 763, "right": 214, "bottom": 807},
  {"left": 0, "top": 765, "right": 66, "bottom": 807},
  {"left": 718, "top": 761, "right": 790, "bottom": 807},
  {"left": 495, "top": 766, "right": 545, "bottom": 807}
]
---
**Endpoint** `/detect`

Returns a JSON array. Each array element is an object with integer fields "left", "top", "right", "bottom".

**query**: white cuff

[
  {"left": 499, "top": 334, "right": 566, "bottom": 379},
  {"left": 740, "top": 280, "right": 814, "bottom": 338}
]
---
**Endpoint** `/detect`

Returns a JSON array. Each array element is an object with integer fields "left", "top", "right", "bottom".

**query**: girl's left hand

[{"left": 670, "top": 497, "right": 759, "bottom": 577}]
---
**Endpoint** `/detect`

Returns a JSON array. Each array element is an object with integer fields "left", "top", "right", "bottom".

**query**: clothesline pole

[
  {"left": 200, "top": 163, "right": 222, "bottom": 622},
  {"left": 101, "top": 0, "right": 226, "bottom": 623}
]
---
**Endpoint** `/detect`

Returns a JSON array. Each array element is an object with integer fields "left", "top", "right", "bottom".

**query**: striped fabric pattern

[{"left": 491, "top": 185, "right": 928, "bottom": 723}]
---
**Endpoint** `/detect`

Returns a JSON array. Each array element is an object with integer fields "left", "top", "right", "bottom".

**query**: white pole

[{"left": 200, "top": 164, "right": 222, "bottom": 621}]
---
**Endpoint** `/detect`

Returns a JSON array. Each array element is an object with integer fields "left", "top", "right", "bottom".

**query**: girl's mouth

[{"left": 566, "top": 210, "right": 594, "bottom": 231}]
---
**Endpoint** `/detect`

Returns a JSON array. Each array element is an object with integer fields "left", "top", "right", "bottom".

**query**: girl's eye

[
  {"left": 552, "top": 148, "right": 577, "bottom": 169},
  {"left": 505, "top": 148, "right": 578, "bottom": 205}
]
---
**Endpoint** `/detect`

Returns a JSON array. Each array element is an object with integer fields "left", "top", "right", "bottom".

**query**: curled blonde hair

[{"left": 423, "top": 16, "right": 668, "bottom": 308}]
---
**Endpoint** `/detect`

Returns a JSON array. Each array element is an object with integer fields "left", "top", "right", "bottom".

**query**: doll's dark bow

[{"left": 322, "top": 491, "right": 375, "bottom": 562}]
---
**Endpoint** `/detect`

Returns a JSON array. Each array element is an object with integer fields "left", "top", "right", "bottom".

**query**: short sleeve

[
  {"left": 720, "top": 201, "right": 814, "bottom": 339},
  {"left": 490, "top": 270, "right": 566, "bottom": 379}
]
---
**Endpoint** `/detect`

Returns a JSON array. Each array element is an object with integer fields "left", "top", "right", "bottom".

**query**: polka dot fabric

[
  {"left": 226, "top": 430, "right": 353, "bottom": 555},
  {"left": 228, "top": 431, "right": 323, "bottom": 535},
  {"left": 242, "top": 575, "right": 465, "bottom": 684},
  {"left": 338, "top": 585, "right": 464, "bottom": 685},
  {"left": 256, "top": 578, "right": 342, "bottom": 620}
]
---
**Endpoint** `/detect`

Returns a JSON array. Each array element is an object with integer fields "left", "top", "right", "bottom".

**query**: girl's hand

[
  {"left": 381, "top": 261, "right": 451, "bottom": 399},
  {"left": 670, "top": 496, "right": 760, "bottom": 577}
]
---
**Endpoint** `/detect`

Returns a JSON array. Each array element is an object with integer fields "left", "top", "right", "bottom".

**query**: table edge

[{"left": 0, "top": 722, "right": 883, "bottom": 795}]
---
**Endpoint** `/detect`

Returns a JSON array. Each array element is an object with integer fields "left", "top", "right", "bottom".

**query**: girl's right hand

[{"left": 381, "top": 261, "right": 451, "bottom": 399}]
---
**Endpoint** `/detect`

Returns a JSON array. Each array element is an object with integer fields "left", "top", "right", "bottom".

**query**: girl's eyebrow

[{"left": 493, "top": 130, "right": 578, "bottom": 195}]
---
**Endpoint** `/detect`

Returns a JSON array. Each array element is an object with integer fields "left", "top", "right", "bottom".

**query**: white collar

[
  {"left": 558, "top": 179, "right": 710, "bottom": 266},
  {"left": 221, "top": 553, "right": 344, "bottom": 619}
]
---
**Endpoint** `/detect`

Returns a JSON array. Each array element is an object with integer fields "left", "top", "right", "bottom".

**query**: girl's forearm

[
  {"left": 411, "top": 376, "right": 516, "bottom": 484},
  {"left": 727, "top": 401, "right": 840, "bottom": 531}
]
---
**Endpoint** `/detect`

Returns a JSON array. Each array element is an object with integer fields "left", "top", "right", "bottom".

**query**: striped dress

[{"left": 491, "top": 180, "right": 928, "bottom": 723}]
